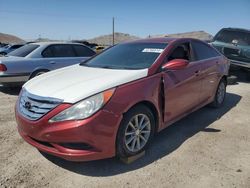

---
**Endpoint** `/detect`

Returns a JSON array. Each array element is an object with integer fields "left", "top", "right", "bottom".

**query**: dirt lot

[{"left": 0, "top": 73, "right": 250, "bottom": 188}]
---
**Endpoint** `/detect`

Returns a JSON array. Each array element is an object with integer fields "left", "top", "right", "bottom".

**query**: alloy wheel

[{"left": 124, "top": 114, "right": 151, "bottom": 153}]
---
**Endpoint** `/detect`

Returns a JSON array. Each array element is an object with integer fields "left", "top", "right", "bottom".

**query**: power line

[{"left": 112, "top": 17, "right": 115, "bottom": 45}]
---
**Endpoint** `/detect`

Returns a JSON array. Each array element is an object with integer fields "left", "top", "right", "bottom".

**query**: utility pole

[{"left": 112, "top": 17, "right": 115, "bottom": 45}]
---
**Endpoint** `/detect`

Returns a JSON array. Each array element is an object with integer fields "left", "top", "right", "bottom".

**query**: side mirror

[{"left": 162, "top": 59, "right": 189, "bottom": 70}]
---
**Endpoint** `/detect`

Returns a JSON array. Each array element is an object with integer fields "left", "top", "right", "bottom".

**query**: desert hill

[{"left": 0, "top": 32, "right": 25, "bottom": 44}]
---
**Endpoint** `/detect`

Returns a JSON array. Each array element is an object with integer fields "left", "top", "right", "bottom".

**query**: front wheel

[
  {"left": 116, "top": 105, "right": 155, "bottom": 158},
  {"left": 210, "top": 79, "right": 226, "bottom": 108}
]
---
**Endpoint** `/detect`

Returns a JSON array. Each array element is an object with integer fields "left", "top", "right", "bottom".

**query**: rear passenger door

[
  {"left": 42, "top": 44, "right": 79, "bottom": 70},
  {"left": 191, "top": 40, "right": 221, "bottom": 103}
]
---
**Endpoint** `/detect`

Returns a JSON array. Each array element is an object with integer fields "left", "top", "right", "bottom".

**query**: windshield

[
  {"left": 82, "top": 42, "right": 167, "bottom": 69},
  {"left": 214, "top": 29, "right": 250, "bottom": 45},
  {"left": 8, "top": 44, "right": 39, "bottom": 57}
]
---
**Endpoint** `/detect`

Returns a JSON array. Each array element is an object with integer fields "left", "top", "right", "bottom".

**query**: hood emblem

[{"left": 24, "top": 101, "right": 32, "bottom": 110}]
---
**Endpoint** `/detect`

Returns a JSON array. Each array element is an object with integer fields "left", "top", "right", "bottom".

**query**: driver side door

[{"left": 162, "top": 41, "right": 203, "bottom": 126}]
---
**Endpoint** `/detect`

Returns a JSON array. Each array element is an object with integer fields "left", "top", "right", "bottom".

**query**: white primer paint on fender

[{"left": 23, "top": 65, "right": 148, "bottom": 103}]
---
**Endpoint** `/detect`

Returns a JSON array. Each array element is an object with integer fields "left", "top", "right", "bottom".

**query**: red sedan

[{"left": 15, "top": 38, "right": 229, "bottom": 161}]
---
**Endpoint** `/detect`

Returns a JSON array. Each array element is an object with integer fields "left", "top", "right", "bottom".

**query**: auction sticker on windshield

[{"left": 142, "top": 48, "right": 164, "bottom": 53}]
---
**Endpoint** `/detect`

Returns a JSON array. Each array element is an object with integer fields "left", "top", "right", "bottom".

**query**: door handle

[
  {"left": 195, "top": 70, "right": 200, "bottom": 74},
  {"left": 195, "top": 70, "right": 200, "bottom": 76},
  {"left": 49, "top": 61, "right": 56, "bottom": 64}
]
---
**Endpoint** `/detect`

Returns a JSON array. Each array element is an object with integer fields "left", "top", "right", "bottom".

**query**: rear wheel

[
  {"left": 116, "top": 105, "right": 155, "bottom": 158},
  {"left": 227, "top": 75, "right": 237, "bottom": 85},
  {"left": 246, "top": 71, "right": 250, "bottom": 81},
  {"left": 30, "top": 70, "right": 49, "bottom": 79},
  {"left": 210, "top": 79, "right": 226, "bottom": 108}
]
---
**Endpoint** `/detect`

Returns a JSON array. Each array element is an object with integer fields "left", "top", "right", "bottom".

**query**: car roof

[
  {"left": 30, "top": 42, "right": 85, "bottom": 46},
  {"left": 123, "top": 37, "right": 206, "bottom": 44},
  {"left": 220, "top": 27, "right": 250, "bottom": 33},
  {"left": 125, "top": 37, "right": 178, "bottom": 44}
]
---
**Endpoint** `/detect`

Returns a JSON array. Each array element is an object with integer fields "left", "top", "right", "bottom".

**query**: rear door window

[
  {"left": 42, "top": 46, "right": 54, "bottom": 57},
  {"left": 73, "top": 45, "right": 96, "bottom": 57},
  {"left": 192, "top": 41, "right": 220, "bottom": 60},
  {"left": 42, "top": 44, "right": 76, "bottom": 58}
]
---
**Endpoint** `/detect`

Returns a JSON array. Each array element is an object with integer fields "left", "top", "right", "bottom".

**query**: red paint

[
  {"left": 162, "top": 59, "right": 189, "bottom": 70},
  {"left": 16, "top": 38, "right": 229, "bottom": 161},
  {"left": 16, "top": 103, "right": 122, "bottom": 161}
]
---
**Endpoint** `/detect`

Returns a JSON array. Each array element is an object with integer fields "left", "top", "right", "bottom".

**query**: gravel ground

[{"left": 0, "top": 73, "right": 250, "bottom": 188}]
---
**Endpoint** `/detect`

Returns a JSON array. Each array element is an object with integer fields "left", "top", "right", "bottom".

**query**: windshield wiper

[
  {"left": 80, "top": 64, "right": 116, "bottom": 69},
  {"left": 80, "top": 64, "right": 142, "bottom": 70},
  {"left": 100, "top": 65, "right": 117, "bottom": 69}
]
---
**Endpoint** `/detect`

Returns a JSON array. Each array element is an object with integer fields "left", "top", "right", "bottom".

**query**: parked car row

[
  {"left": 0, "top": 42, "right": 96, "bottom": 86},
  {"left": 0, "top": 43, "right": 24, "bottom": 56},
  {"left": 0, "top": 43, "right": 9, "bottom": 48}
]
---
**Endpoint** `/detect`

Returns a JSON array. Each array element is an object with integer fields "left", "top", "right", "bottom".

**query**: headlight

[
  {"left": 243, "top": 49, "right": 250, "bottom": 58},
  {"left": 49, "top": 88, "right": 115, "bottom": 122}
]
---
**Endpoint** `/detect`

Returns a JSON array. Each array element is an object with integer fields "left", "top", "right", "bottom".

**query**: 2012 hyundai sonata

[{"left": 15, "top": 38, "right": 229, "bottom": 161}]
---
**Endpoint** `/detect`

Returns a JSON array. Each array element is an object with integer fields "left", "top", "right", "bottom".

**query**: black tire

[
  {"left": 0, "top": 52, "right": 7, "bottom": 56},
  {"left": 116, "top": 104, "right": 155, "bottom": 158},
  {"left": 30, "top": 69, "right": 49, "bottom": 79},
  {"left": 227, "top": 75, "right": 237, "bottom": 85},
  {"left": 210, "top": 78, "right": 226, "bottom": 108},
  {"left": 246, "top": 72, "right": 250, "bottom": 82}
]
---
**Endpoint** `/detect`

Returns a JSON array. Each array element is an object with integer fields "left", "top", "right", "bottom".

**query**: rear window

[
  {"left": 8, "top": 44, "right": 39, "bottom": 57},
  {"left": 10, "top": 45, "right": 23, "bottom": 49},
  {"left": 214, "top": 29, "right": 250, "bottom": 45}
]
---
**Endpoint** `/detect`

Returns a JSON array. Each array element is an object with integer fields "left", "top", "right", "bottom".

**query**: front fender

[{"left": 104, "top": 73, "right": 163, "bottom": 130}]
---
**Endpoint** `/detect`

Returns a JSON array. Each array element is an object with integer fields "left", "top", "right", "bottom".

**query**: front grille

[
  {"left": 59, "top": 143, "right": 93, "bottom": 150},
  {"left": 31, "top": 137, "right": 53, "bottom": 148},
  {"left": 19, "top": 89, "right": 62, "bottom": 121}
]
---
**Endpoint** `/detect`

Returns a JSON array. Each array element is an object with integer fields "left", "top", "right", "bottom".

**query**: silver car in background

[{"left": 0, "top": 42, "right": 96, "bottom": 86}]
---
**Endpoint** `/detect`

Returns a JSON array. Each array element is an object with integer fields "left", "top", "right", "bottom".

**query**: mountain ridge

[{"left": 0, "top": 32, "right": 25, "bottom": 44}]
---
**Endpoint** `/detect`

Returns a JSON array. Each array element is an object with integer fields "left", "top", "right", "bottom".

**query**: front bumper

[
  {"left": 229, "top": 59, "right": 250, "bottom": 69},
  {"left": 16, "top": 103, "right": 122, "bottom": 161}
]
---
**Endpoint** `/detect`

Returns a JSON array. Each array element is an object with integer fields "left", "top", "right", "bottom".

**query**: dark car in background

[
  {"left": 0, "top": 44, "right": 24, "bottom": 56},
  {"left": 211, "top": 28, "right": 250, "bottom": 80}
]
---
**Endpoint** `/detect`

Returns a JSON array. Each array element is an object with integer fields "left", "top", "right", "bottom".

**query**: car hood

[
  {"left": 212, "top": 40, "right": 250, "bottom": 49},
  {"left": 212, "top": 40, "right": 250, "bottom": 62},
  {"left": 23, "top": 65, "right": 148, "bottom": 103}
]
